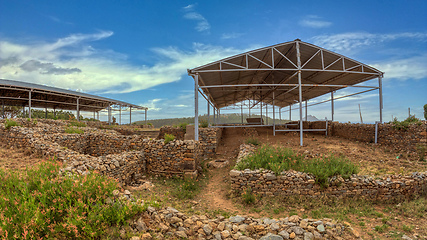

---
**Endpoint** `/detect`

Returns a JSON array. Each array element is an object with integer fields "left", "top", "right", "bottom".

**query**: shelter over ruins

[
  {"left": 188, "top": 39, "right": 384, "bottom": 145},
  {"left": 0, "top": 79, "right": 147, "bottom": 124}
]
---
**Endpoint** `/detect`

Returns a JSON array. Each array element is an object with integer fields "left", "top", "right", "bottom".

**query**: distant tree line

[{"left": 134, "top": 113, "right": 289, "bottom": 128}]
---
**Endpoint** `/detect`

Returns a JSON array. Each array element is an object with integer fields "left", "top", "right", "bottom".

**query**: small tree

[{"left": 424, "top": 104, "right": 427, "bottom": 120}]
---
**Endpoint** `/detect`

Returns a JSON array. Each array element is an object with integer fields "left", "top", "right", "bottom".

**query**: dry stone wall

[
  {"left": 277, "top": 121, "right": 426, "bottom": 159},
  {"left": 0, "top": 119, "right": 201, "bottom": 183},
  {"left": 198, "top": 127, "right": 222, "bottom": 158},
  {"left": 158, "top": 126, "right": 185, "bottom": 140},
  {"left": 231, "top": 144, "right": 427, "bottom": 201}
]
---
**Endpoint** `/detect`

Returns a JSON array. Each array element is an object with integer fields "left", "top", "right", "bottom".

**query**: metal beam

[
  {"left": 77, "top": 98, "right": 80, "bottom": 121},
  {"left": 378, "top": 76, "right": 383, "bottom": 123},
  {"left": 331, "top": 92, "right": 334, "bottom": 121},
  {"left": 296, "top": 41, "right": 303, "bottom": 146},
  {"left": 145, "top": 108, "right": 148, "bottom": 126},
  {"left": 194, "top": 74, "right": 199, "bottom": 141},
  {"left": 29, "top": 90, "right": 32, "bottom": 119}
]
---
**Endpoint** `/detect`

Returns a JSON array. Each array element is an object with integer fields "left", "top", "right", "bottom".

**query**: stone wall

[
  {"left": 231, "top": 144, "right": 427, "bottom": 201},
  {"left": 230, "top": 169, "right": 426, "bottom": 200},
  {"left": 0, "top": 119, "right": 200, "bottom": 183},
  {"left": 277, "top": 120, "right": 426, "bottom": 159},
  {"left": 198, "top": 127, "right": 223, "bottom": 158},
  {"left": 157, "top": 126, "right": 185, "bottom": 140},
  {"left": 329, "top": 121, "right": 427, "bottom": 158}
]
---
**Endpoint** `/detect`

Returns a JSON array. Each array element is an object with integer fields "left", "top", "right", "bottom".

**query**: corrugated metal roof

[
  {"left": 0, "top": 78, "right": 147, "bottom": 111},
  {"left": 189, "top": 40, "right": 383, "bottom": 109}
]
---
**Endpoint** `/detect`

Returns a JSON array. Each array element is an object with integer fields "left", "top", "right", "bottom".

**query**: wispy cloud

[
  {"left": 221, "top": 32, "right": 244, "bottom": 40},
  {"left": 0, "top": 32, "right": 244, "bottom": 93},
  {"left": 299, "top": 15, "right": 332, "bottom": 28},
  {"left": 182, "top": 4, "right": 210, "bottom": 33},
  {"left": 312, "top": 32, "right": 427, "bottom": 53},
  {"left": 372, "top": 54, "right": 427, "bottom": 80}
]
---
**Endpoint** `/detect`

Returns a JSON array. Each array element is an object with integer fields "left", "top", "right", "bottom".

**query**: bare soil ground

[{"left": 1, "top": 126, "right": 426, "bottom": 239}]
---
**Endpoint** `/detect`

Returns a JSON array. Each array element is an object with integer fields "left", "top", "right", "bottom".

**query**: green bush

[
  {"left": 392, "top": 115, "right": 421, "bottom": 130},
  {"left": 235, "top": 145, "right": 359, "bottom": 187},
  {"left": 69, "top": 121, "right": 87, "bottom": 127},
  {"left": 245, "top": 137, "right": 260, "bottom": 146},
  {"left": 65, "top": 127, "right": 84, "bottom": 134},
  {"left": 0, "top": 161, "right": 143, "bottom": 239},
  {"left": 164, "top": 133, "right": 175, "bottom": 144},
  {"left": 199, "top": 120, "right": 208, "bottom": 128},
  {"left": 178, "top": 122, "right": 188, "bottom": 131},
  {"left": 147, "top": 122, "right": 153, "bottom": 126},
  {"left": 242, "top": 188, "right": 256, "bottom": 205},
  {"left": 4, "top": 119, "right": 20, "bottom": 130}
]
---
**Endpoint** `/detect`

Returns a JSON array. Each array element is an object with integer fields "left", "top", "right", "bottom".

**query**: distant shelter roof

[{"left": 0, "top": 79, "right": 147, "bottom": 112}]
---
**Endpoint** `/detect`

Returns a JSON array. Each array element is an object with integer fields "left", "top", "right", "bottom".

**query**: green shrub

[
  {"left": 69, "top": 121, "right": 87, "bottom": 127},
  {"left": 392, "top": 115, "right": 421, "bottom": 130},
  {"left": 164, "top": 133, "right": 175, "bottom": 144},
  {"left": 242, "top": 188, "right": 256, "bottom": 205},
  {"left": 65, "top": 127, "right": 84, "bottom": 134},
  {"left": 0, "top": 161, "right": 143, "bottom": 239},
  {"left": 4, "top": 119, "right": 20, "bottom": 130},
  {"left": 199, "top": 120, "right": 208, "bottom": 128},
  {"left": 147, "top": 122, "right": 153, "bottom": 126},
  {"left": 245, "top": 137, "right": 261, "bottom": 146},
  {"left": 178, "top": 122, "right": 188, "bottom": 131},
  {"left": 235, "top": 145, "right": 359, "bottom": 187}
]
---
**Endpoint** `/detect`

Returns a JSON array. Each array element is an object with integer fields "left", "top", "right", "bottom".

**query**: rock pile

[{"left": 124, "top": 204, "right": 351, "bottom": 240}]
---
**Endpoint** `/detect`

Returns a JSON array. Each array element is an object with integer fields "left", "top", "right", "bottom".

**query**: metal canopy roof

[
  {"left": 0, "top": 79, "right": 147, "bottom": 112},
  {"left": 188, "top": 39, "right": 383, "bottom": 109}
]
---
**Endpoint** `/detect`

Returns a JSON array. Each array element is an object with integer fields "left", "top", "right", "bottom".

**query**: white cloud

[
  {"left": 0, "top": 32, "right": 245, "bottom": 94},
  {"left": 182, "top": 4, "right": 210, "bottom": 32},
  {"left": 312, "top": 32, "right": 427, "bottom": 53},
  {"left": 299, "top": 15, "right": 332, "bottom": 28},
  {"left": 221, "top": 32, "right": 244, "bottom": 40},
  {"left": 372, "top": 54, "right": 427, "bottom": 80}
]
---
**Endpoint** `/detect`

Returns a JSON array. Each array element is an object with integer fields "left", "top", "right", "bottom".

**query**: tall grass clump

[
  {"left": 4, "top": 119, "right": 20, "bottom": 130},
  {"left": 235, "top": 145, "right": 358, "bottom": 187},
  {"left": 164, "top": 133, "right": 175, "bottom": 144},
  {"left": 0, "top": 161, "right": 143, "bottom": 239},
  {"left": 245, "top": 137, "right": 261, "bottom": 146},
  {"left": 65, "top": 127, "right": 84, "bottom": 134},
  {"left": 170, "top": 178, "right": 201, "bottom": 200},
  {"left": 68, "top": 121, "right": 87, "bottom": 127}
]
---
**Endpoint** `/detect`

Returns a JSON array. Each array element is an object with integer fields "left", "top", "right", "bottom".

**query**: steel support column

[
  {"left": 266, "top": 104, "right": 268, "bottom": 125},
  {"left": 273, "top": 92, "right": 275, "bottom": 136},
  {"left": 108, "top": 105, "right": 111, "bottom": 125},
  {"left": 296, "top": 41, "right": 303, "bottom": 146},
  {"left": 279, "top": 107, "right": 281, "bottom": 121},
  {"left": 331, "top": 92, "right": 334, "bottom": 121},
  {"left": 119, "top": 105, "right": 121, "bottom": 125},
  {"left": 76, "top": 98, "right": 80, "bottom": 121},
  {"left": 1, "top": 100, "right": 4, "bottom": 119},
  {"left": 45, "top": 106, "right": 48, "bottom": 119},
  {"left": 194, "top": 74, "right": 199, "bottom": 141},
  {"left": 260, "top": 101, "right": 262, "bottom": 124},
  {"left": 241, "top": 104, "right": 243, "bottom": 123},
  {"left": 129, "top": 107, "right": 132, "bottom": 125},
  {"left": 305, "top": 100, "right": 307, "bottom": 121},
  {"left": 289, "top": 105, "right": 291, "bottom": 121},
  {"left": 29, "top": 90, "right": 32, "bottom": 119},
  {"left": 378, "top": 76, "right": 383, "bottom": 123},
  {"left": 207, "top": 101, "right": 210, "bottom": 126},
  {"left": 145, "top": 109, "right": 147, "bottom": 126}
]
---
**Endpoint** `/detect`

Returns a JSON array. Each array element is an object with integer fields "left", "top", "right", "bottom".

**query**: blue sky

[{"left": 0, "top": 0, "right": 426, "bottom": 123}]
